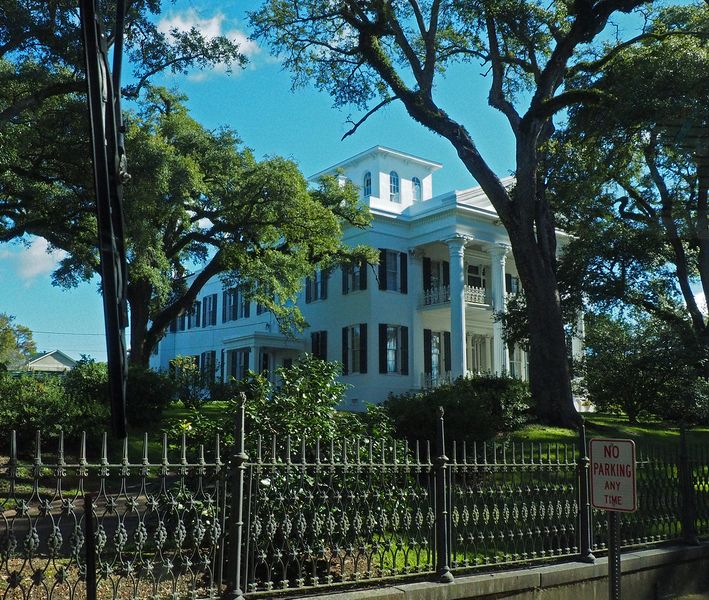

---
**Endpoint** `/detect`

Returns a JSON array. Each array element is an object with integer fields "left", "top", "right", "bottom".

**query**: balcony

[{"left": 421, "top": 285, "right": 490, "bottom": 307}]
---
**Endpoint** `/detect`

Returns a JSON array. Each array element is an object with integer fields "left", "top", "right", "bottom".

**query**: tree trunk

[
  {"left": 127, "top": 281, "right": 152, "bottom": 369},
  {"left": 513, "top": 240, "right": 580, "bottom": 427}
]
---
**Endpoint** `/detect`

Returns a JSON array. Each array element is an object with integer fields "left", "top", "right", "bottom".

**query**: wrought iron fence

[
  {"left": 0, "top": 430, "right": 225, "bottom": 600},
  {"left": 2, "top": 403, "right": 708, "bottom": 600}
]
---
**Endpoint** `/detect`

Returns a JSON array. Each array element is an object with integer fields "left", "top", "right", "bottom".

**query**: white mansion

[{"left": 151, "top": 146, "right": 582, "bottom": 407}]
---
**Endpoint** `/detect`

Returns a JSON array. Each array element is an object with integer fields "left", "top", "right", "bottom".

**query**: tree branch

[{"left": 341, "top": 97, "right": 396, "bottom": 140}]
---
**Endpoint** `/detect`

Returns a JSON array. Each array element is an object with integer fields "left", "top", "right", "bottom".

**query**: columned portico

[
  {"left": 446, "top": 235, "right": 471, "bottom": 378},
  {"left": 490, "top": 243, "right": 510, "bottom": 374}
]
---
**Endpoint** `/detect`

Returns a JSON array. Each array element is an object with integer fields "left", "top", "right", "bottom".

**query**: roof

[
  {"left": 26, "top": 349, "right": 78, "bottom": 367},
  {"left": 309, "top": 146, "right": 443, "bottom": 180}
]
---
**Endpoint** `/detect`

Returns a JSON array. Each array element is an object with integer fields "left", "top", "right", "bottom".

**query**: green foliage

[
  {"left": 62, "top": 357, "right": 109, "bottom": 405},
  {"left": 0, "top": 313, "right": 36, "bottom": 370},
  {"left": 164, "top": 355, "right": 394, "bottom": 451},
  {"left": 385, "top": 376, "right": 532, "bottom": 445},
  {"left": 169, "top": 355, "right": 210, "bottom": 410},
  {"left": 126, "top": 366, "right": 175, "bottom": 428},
  {"left": 0, "top": 372, "right": 108, "bottom": 443},
  {"left": 583, "top": 312, "right": 709, "bottom": 425}
]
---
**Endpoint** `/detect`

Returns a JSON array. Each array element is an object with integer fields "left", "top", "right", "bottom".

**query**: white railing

[
  {"left": 421, "top": 371, "right": 452, "bottom": 389},
  {"left": 464, "top": 285, "right": 489, "bottom": 304},
  {"left": 422, "top": 285, "right": 493, "bottom": 307},
  {"left": 422, "top": 285, "right": 450, "bottom": 306}
]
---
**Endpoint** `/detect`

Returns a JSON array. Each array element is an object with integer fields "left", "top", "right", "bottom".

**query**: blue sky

[{"left": 0, "top": 1, "right": 531, "bottom": 361}]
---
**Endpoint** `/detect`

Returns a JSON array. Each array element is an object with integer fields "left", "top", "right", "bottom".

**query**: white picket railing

[{"left": 421, "top": 285, "right": 491, "bottom": 307}]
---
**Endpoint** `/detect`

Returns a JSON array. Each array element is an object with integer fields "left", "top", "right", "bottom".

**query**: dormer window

[
  {"left": 363, "top": 171, "right": 372, "bottom": 197},
  {"left": 412, "top": 177, "right": 422, "bottom": 202},
  {"left": 389, "top": 171, "right": 400, "bottom": 203}
]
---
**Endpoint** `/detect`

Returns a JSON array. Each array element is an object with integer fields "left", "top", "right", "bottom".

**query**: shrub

[
  {"left": 0, "top": 372, "right": 108, "bottom": 445},
  {"left": 384, "top": 375, "right": 532, "bottom": 445},
  {"left": 62, "top": 357, "right": 109, "bottom": 406},
  {"left": 126, "top": 366, "right": 176, "bottom": 427}
]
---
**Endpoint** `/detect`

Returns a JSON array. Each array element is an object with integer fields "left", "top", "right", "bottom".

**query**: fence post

[
  {"left": 434, "top": 406, "right": 454, "bottom": 583},
  {"left": 227, "top": 392, "right": 248, "bottom": 599},
  {"left": 84, "top": 493, "right": 97, "bottom": 600},
  {"left": 679, "top": 423, "right": 699, "bottom": 545},
  {"left": 577, "top": 418, "right": 595, "bottom": 563}
]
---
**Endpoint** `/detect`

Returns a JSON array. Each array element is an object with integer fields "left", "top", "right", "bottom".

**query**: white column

[
  {"left": 490, "top": 243, "right": 511, "bottom": 375},
  {"left": 249, "top": 344, "right": 259, "bottom": 373},
  {"left": 571, "top": 310, "right": 585, "bottom": 364},
  {"left": 409, "top": 248, "right": 425, "bottom": 387},
  {"left": 447, "top": 236, "right": 470, "bottom": 379}
]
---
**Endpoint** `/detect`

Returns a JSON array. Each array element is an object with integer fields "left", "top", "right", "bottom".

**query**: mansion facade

[{"left": 151, "top": 146, "right": 582, "bottom": 407}]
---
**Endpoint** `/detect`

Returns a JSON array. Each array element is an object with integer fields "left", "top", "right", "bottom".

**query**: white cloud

[
  {"left": 1, "top": 238, "right": 67, "bottom": 285},
  {"left": 157, "top": 9, "right": 260, "bottom": 81}
]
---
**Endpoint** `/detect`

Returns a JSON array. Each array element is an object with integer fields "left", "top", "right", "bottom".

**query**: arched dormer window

[
  {"left": 412, "top": 177, "right": 422, "bottom": 202},
  {"left": 363, "top": 171, "right": 372, "bottom": 197},
  {"left": 389, "top": 171, "right": 400, "bottom": 203}
]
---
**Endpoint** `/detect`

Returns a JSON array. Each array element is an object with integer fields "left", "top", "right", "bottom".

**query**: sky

[{"left": 0, "top": 0, "right": 670, "bottom": 362}]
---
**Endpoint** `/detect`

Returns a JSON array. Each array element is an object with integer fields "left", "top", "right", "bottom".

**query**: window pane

[
  {"left": 387, "top": 326, "right": 398, "bottom": 373},
  {"left": 389, "top": 171, "right": 400, "bottom": 202},
  {"left": 412, "top": 177, "right": 421, "bottom": 202}
]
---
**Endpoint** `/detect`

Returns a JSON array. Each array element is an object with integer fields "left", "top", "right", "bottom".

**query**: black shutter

[
  {"left": 222, "top": 291, "right": 227, "bottom": 322},
  {"left": 342, "top": 266, "right": 349, "bottom": 295},
  {"left": 311, "top": 332, "right": 318, "bottom": 356},
  {"left": 444, "top": 331, "right": 452, "bottom": 373},
  {"left": 379, "top": 323, "right": 388, "bottom": 374},
  {"left": 401, "top": 326, "right": 409, "bottom": 375},
  {"left": 202, "top": 299, "right": 207, "bottom": 327},
  {"left": 321, "top": 331, "right": 327, "bottom": 361},
  {"left": 321, "top": 269, "right": 328, "bottom": 300},
  {"left": 443, "top": 261, "right": 450, "bottom": 287},
  {"left": 399, "top": 252, "right": 408, "bottom": 294},
  {"left": 305, "top": 277, "right": 312, "bottom": 303},
  {"left": 423, "top": 257, "right": 432, "bottom": 290},
  {"left": 378, "top": 249, "right": 387, "bottom": 290},
  {"left": 244, "top": 297, "right": 250, "bottom": 318},
  {"left": 360, "top": 323, "right": 367, "bottom": 374},
  {"left": 342, "top": 327, "right": 349, "bottom": 375},
  {"left": 360, "top": 260, "right": 367, "bottom": 290},
  {"left": 244, "top": 349, "right": 250, "bottom": 376},
  {"left": 220, "top": 349, "right": 225, "bottom": 381},
  {"left": 231, "top": 291, "right": 238, "bottom": 320},
  {"left": 170, "top": 319, "right": 177, "bottom": 333},
  {"left": 424, "top": 329, "right": 432, "bottom": 375},
  {"left": 212, "top": 294, "right": 217, "bottom": 325},
  {"left": 505, "top": 273, "right": 512, "bottom": 294}
]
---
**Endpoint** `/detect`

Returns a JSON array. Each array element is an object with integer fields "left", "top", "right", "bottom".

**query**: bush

[
  {"left": 62, "top": 357, "right": 109, "bottom": 406},
  {"left": 126, "top": 366, "right": 176, "bottom": 428},
  {"left": 384, "top": 375, "right": 532, "bottom": 444},
  {"left": 164, "top": 355, "right": 395, "bottom": 452},
  {"left": 0, "top": 372, "right": 109, "bottom": 445}
]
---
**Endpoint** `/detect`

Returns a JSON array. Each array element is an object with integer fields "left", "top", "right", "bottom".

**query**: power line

[{"left": 32, "top": 330, "right": 106, "bottom": 336}]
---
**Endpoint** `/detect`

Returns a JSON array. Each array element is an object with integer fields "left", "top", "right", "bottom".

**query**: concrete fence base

[{"left": 289, "top": 544, "right": 709, "bottom": 600}]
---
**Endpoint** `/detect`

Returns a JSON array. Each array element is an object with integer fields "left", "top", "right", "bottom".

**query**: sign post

[{"left": 589, "top": 438, "right": 637, "bottom": 600}]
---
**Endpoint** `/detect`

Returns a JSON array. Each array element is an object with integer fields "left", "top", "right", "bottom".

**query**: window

[
  {"left": 311, "top": 330, "right": 328, "bottom": 360},
  {"left": 379, "top": 324, "right": 409, "bottom": 374},
  {"left": 178, "top": 314, "right": 186, "bottom": 331},
  {"left": 423, "top": 258, "right": 450, "bottom": 291},
  {"left": 187, "top": 301, "right": 201, "bottom": 329},
  {"left": 260, "top": 352, "right": 270, "bottom": 374},
  {"left": 509, "top": 345, "right": 524, "bottom": 379},
  {"left": 202, "top": 293, "right": 218, "bottom": 327},
  {"left": 305, "top": 269, "right": 329, "bottom": 303},
  {"left": 223, "top": 288, "right": 250, "bottom": 321},
  {"left": 342, "top": 323, "right": 367, "bottom": 374},
  {"left": 363, "top": 171, "right": 372, "bottom": 197},
  {"left": 424, "top": 329, "right": 450, "bottom": 379},
  {"left": 505, "top": 273, "right": 521, "bottom": 294},
  {"left": 226, "top": 349, "right": 250, "bottom": 381},
  {"left": 169, "top": 319, "right": 177, "bottom": 333},
  {"left": 378, "top": 249, "right": 408, "bottom": 293},
  {"left": 467, "top": 265, "right": 487, "bottom": 288},
  {"left": 256, "top": 302, "right": 266, "bottom": 315},
  {"left": 342, "top": 259, "right": 367, "bottom": 294},
  {"left": 389, "top": 171, "right": 400, "bottom": 202},
  {"left": 200, "top": 350, "right": 216, "bottom": 381},
  {"left": 412, "top": 177, "right": 422, "bottom": 202}
]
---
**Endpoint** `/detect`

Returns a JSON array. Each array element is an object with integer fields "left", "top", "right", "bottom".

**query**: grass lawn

[{"left": 509, "top": 412, "right": 709, "bottom": 449}]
